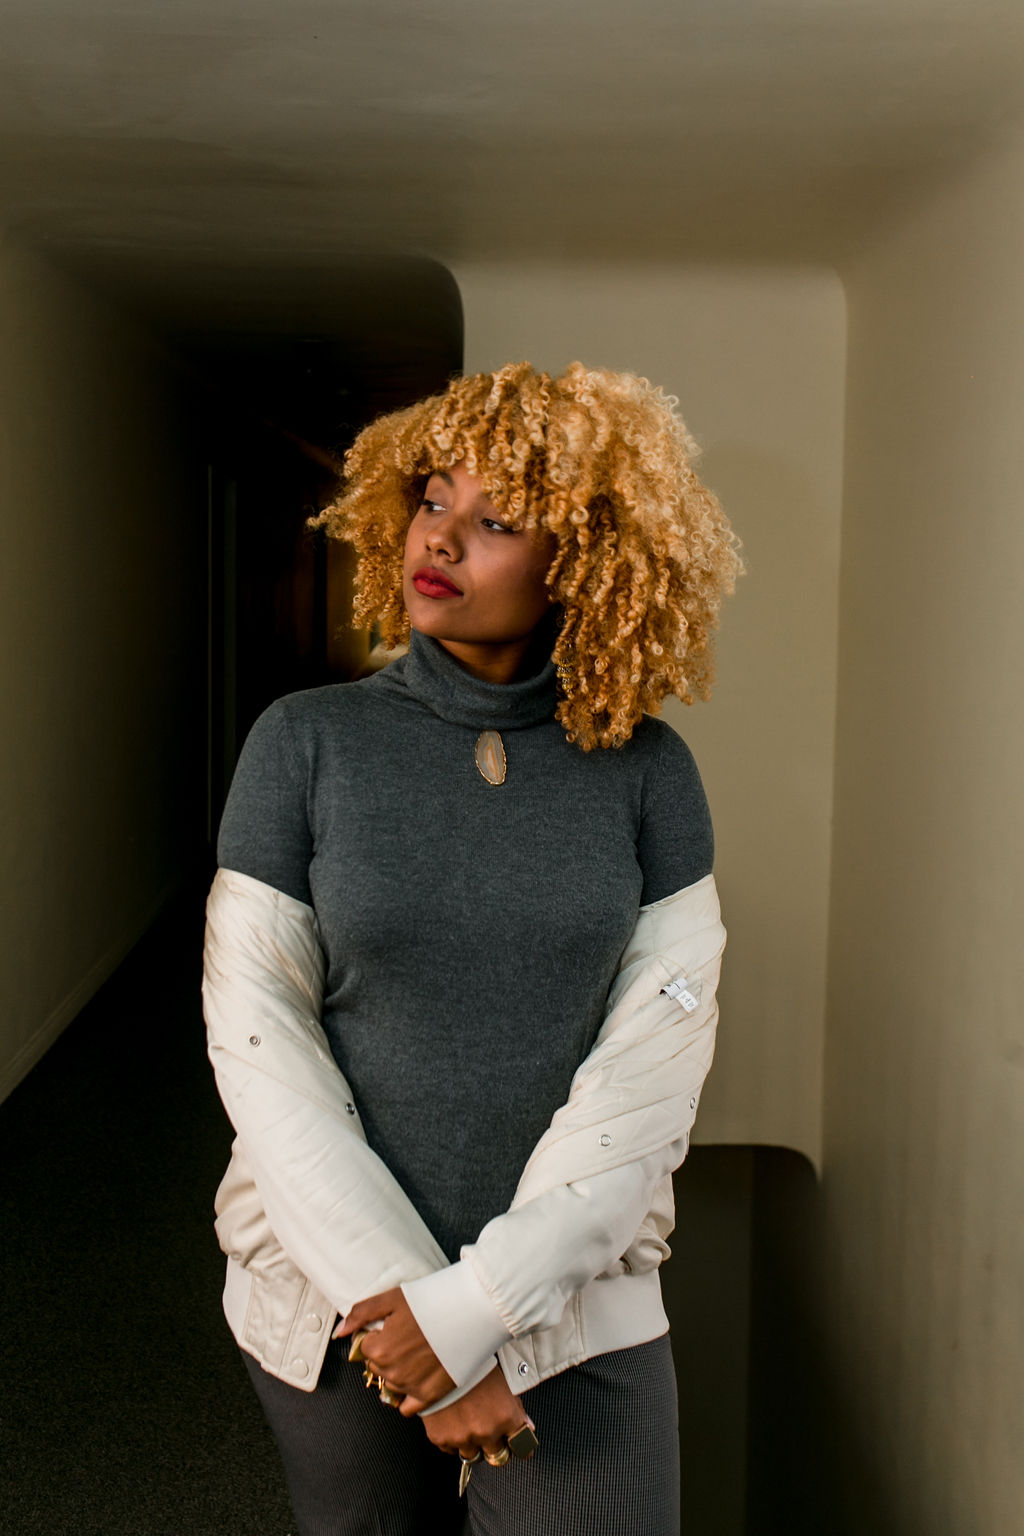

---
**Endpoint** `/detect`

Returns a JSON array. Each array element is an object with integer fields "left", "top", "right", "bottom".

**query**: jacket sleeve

[
  {"left": 203, "top": 866, "right": 452, "bottom": 1315},
  {"left": 402, "top": 873, "right": 726, "bottom": 1387}
]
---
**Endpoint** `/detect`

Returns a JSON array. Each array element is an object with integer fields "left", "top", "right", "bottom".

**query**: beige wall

[
  {"left": 0, "top": 242, "right": 205, "bottom": 1102},
  {"left": 825, "top": 134, "right": 1024, "bottom": 1532},
  {"left": 455, "top": 262, "right": 847, "bottom": 1167}
]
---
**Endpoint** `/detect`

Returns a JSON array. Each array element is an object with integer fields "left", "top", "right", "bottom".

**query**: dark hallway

[{"left": 0, "top": 887, "right": 298, "bottom": 1535}]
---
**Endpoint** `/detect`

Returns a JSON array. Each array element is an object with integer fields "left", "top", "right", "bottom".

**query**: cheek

[{"left": 506, "top": 553, "right": 553, "bottom": 626}]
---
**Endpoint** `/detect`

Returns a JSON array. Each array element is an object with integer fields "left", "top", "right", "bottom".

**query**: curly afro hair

[{"left": 312, "top": 361, "right": 741, "bottom": 750}]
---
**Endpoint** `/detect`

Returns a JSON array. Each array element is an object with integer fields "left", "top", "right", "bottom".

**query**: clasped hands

[{"left": 335, "top": 1287, "right": 535, "bottom": 1462}]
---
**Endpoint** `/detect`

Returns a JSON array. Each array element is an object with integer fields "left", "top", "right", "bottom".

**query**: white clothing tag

[{"left": 661, "top": 974, "right": 702, "bottom": 1013}]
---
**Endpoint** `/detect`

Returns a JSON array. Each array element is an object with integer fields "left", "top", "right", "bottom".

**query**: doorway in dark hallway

[{"left": 191, "top": 256, "right": 464, "bottom": 838}]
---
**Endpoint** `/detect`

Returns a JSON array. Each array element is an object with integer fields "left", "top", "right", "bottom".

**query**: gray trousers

[{"left": 244, "top": 1333, "right": 681, "bottom": 1536}]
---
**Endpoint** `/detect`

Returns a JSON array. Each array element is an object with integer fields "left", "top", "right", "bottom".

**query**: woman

[{"left": 203, "top": 361, "right": 740, "bottom": 1536}]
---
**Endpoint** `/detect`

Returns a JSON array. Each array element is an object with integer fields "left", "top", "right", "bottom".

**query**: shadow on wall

[{"left": 745, "top": 1148, "right": 909, "bottom": 1536}]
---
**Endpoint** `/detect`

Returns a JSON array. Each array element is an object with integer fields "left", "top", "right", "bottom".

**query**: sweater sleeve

[
  {"left": 636, "top": 722, "right": 714, "bottom": 904},
  {"left": 217, "top": 699, "right": 315, "bottom": 906}
]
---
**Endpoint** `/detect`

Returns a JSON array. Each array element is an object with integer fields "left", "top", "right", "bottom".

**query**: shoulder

[
  {"left": 614, "top": 714, "right": 704, "bottom": 794},
  {"left": 271, "top": 676, "right": 377, "bottom": 727},
  {"left": 251, "top": 675, "right": 388, "bottom": 754}
]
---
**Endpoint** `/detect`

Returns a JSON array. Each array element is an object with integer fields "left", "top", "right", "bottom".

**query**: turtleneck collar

[{"left": 400, "top": 628, "right": 558, "bottom": 730}]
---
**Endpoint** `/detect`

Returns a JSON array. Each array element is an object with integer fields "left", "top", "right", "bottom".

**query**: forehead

[{"left": 425, "top": 463, "right": 501, "bottom": 506}]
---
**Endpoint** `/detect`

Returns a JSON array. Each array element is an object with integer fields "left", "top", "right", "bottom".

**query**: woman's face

[{"left": 403, "top": 463, "right": 555, "bottom": 682}]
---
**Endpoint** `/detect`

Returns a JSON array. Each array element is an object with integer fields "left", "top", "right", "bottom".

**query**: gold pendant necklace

[{"left": 475, "top": 729, "right": 507, "bottom": 786}]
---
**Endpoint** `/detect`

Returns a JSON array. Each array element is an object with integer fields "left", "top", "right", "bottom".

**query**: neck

[{"left": 434, "top": 631, "right": 547, "bottom": 685}]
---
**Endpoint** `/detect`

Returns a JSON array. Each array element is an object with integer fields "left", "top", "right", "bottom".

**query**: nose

[{"left": 424, "top": 508, "right": 463, "bottom": 559}]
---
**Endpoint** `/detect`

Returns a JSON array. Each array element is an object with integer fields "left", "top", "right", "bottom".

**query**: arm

[
  {"left": 204, "top": 866, "right": 451, "bottom": 1314},
  {"left": 208, "top": 700, "right": 461, "bottom": 1322},
  {"left": 209, "top": 699, "right": 503, "bottom": 1408},
  {"left": 400, "top": 872, "right": 726, "bottom": 1389}
]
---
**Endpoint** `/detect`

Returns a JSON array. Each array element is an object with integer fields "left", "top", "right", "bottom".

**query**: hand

[
  {"left": 420, "top": 1364, "right": 536, "bottom": 1463},
  {"left": 335, "top": 1288, "right": 455, "bottom": 1411}
]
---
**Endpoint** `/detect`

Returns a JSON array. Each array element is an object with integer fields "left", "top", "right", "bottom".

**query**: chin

[{"left": 405, "top": 606, "right": 458, "bottom": 644}]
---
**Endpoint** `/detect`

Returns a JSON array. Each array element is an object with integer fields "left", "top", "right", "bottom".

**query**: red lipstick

[{"left": 412, "top": 566, "right": 463, "bottom": 598}]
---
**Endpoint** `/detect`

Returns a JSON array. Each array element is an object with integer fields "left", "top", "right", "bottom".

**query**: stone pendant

[{"left": 474, "top": 729, "right": 507, "bottom": 786}]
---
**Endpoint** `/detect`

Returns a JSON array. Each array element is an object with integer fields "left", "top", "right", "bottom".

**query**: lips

[{"left": 412, "top": 566, "right": 463, "bottom": 598}]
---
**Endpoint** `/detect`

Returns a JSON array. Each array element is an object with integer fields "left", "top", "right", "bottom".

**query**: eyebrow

[{"left": 425, "top": 468, "right": 508, "bottom": 520}]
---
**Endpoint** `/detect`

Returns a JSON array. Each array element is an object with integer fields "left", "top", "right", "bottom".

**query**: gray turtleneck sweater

[{"left": 218, "top": 632, "right": 713, "bottom": 1262}]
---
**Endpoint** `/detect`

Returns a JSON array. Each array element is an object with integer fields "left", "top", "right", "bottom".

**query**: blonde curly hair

[{"left": 314, "top": 361, "right": 741, "bottom": 750}]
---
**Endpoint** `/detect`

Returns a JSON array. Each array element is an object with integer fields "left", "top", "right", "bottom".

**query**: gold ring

[
  {"left": 484, "top": 1446, "right": 511, "bottom": 1467},
  {"left": 459, "top": 1449, "right": 482, "bottom": 1464},
  {"left": 507, "top": 1424, "right": 539, "bottom": 1461},
  {"left": 378, "top": 1381, "right": 402, "bottom": 1408},
  {"left": 348, "top": 1330, "right": 369, "bottom": 1364}
]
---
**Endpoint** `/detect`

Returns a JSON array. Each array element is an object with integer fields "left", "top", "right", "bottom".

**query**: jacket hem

[
  {"left": 222, "top": 1255, "right": 335, "bottom": 1393},
  {"left": 222, "top": 1256, "right": 667, "bottom": 1397}
]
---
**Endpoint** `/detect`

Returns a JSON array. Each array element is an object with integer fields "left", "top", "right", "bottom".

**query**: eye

[
  {"left": 419, "top": 497, "right": 447, "bottom": 514},
  {"left": 481, "top": 516, "right": 516, "bottom": 533}
]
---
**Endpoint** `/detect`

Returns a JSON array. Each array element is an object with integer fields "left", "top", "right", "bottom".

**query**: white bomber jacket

[{"left": 203, "top": 866, "right": 726, "bottom": 1399}]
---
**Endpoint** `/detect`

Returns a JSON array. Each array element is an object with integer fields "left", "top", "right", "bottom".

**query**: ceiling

[{"left": 1, "top": 0, "right": 1023, "bottom": 322}]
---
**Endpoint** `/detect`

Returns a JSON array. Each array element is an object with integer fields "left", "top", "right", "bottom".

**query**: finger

[
  {"left": 420, "top": 1418, "right": 458, "bottom": 1453},
  {"left": 480, "top": 1437, "right": 510, "bottom": 1465},
  {"left": 352, "top": 1333, "right": 385, "bottom": 1371},
  {"left": 336, "top": 1327, "right": 383, "bottom": 1367},
  {"left": 334, "top": 1294, "right": 395, "bottom": 1337},
  {"left": 398, "top": 1394, "right": 427, "bottom": 1418},
  {"left": 334, "top": 1308, "right": 393, "bottom": 1342}
]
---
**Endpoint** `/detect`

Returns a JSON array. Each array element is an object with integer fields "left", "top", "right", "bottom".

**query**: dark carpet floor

[{"left": 0, "top": 889, "right": 297, "bottom": 1536}]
